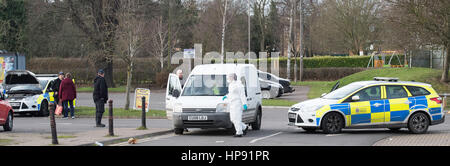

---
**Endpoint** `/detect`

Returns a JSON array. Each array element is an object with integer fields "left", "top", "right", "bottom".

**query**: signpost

[{"left": 134, "top": 88, "right": 150, "bottom": 112}]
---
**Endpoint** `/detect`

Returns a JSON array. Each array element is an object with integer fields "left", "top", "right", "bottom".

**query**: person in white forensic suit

[{"left": 222, "top": 73, "right": 249, "bottom": 137}]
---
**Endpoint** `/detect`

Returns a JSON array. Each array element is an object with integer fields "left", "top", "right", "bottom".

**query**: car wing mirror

[
  {"left": 173, "top": 89, "right": 180, "bottom": 98},
  {"left": 352, "top": 95, "right": 360, "bottom": 101}
]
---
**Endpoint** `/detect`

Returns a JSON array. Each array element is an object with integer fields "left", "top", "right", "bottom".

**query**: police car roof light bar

[{"left": 373, "top": 77, "right": 399, "bottom": 82}]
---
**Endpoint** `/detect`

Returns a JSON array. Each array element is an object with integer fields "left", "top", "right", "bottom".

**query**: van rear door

[{"left": 166, "top": 74, "right": 182, "bottom": 120}]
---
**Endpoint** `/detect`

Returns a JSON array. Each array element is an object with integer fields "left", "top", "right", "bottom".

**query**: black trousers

[{"left": 95, "top": 99, "right": 105, "bottom": 125}]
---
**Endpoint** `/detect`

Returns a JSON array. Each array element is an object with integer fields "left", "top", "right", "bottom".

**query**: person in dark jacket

[
  {"left": 51, "top": 72, "right": 65, "bottom": 105},
  {"left": 93, "top": 69, "right": 108, "bottom": 127},
  {"left": 59, "top": 73, "right": 77, "bottom": 119}
]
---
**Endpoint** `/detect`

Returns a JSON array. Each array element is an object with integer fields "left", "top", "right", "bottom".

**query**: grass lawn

[
  {"left": 0, "top": 139, "right": 13, "bottom": 146},
  {"left": 77, "top": 86, "right": 128, "bottom": 93},
  {"left": 292, "top": 67, "right": 450, "bottom": 108},
  {"left": 74, "top": 106, "right": 166, "bottom": 119},
  {"left": 262, "top": 99, "right": 298, "bottom": 107}
]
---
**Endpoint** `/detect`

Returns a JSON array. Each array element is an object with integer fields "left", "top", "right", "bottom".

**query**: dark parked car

[
  {"left": 258, "top": 71, "right": 295, "bottom": 93},
  {"left": 259, "top": 78, "right": 284, "bottom": 99}
]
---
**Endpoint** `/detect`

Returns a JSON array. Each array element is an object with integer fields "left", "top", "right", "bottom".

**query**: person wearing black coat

[
  {"left": 93, "top": 69, "right": 108, "bottom": 127},
  {"left": 51, "top": 72, "right": 65, "bottom": 105}
]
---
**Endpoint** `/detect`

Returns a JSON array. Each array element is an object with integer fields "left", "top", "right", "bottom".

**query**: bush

[{"left": 28, "top": 57, "right": 162, "bottom": 87}]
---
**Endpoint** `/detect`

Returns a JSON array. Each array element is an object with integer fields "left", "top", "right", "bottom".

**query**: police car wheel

[
  {"left": 322, "top": 112, "right": 344, "bottom": 134},
  {"left": 174, "top": 128, "right": 184, "bottom": 135},
  {"left": 302, "top": 127, "right": 317, "bottom": 133},
  {"left": 40, "top": 101, "right": 49, "bottom": 117},
  {"left": 3, "top": 112, "right": 13, "bottom": 131},
  {"left": 408, "top": 112, "right": 429, "bottom": 134}
]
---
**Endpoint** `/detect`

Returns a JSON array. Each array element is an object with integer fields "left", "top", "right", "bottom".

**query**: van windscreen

[{"left": 182, "top": 75, "right": 229, "bottom": 96}]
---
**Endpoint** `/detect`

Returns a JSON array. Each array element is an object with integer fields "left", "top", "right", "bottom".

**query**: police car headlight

[
  {"left": 290, "top": 107, "right": 300, "bottom": 112},
  {"left": 216, "top": 103, "right": 229, "bottom": 112},
  {"left": 173, "top": 103, "right": 183, "bottom": 113}
]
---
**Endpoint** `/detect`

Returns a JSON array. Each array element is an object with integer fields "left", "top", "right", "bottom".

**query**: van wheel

[
  {"left": 227, "top": 126, "right": 236, "bottom": 135},
  {"left": 251, "top": 110, "right": 262, "bottom": 130},
  {"left": 174, "top": 128, "right": 184, "bottom": 135},
  {"left": 321, "top": 112, "right": 344, "bottom": 134},
  {"left": 408, "top": 112, "right": 429, "bottom": 134},
  {"left": 3, "top": 112, "right": 13, "bottom": 131},
  {"left": 39, "top": 101, "right": 49, "bottom": 117}
]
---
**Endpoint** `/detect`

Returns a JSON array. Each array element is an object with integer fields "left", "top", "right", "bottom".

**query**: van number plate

[{"left": 188, "top": 116, "right": 208, "bottom": 121}]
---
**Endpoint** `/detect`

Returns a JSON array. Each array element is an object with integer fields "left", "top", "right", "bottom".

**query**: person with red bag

[{"left": 59, "top": 73, "right": 77, "bottom": 119}]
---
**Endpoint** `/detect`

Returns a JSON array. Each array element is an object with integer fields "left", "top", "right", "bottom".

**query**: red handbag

[{"left": 55, "top": 105, "right": 63, "bottom": 115}]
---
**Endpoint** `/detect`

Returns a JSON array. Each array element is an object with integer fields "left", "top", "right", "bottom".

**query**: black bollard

[
  {"left": 141, "top": 96, "right": 147, "bottom": 129},
  {"left": 49, "top": 103, "right": 58, "bottom": 145},
  {"left": 108, "top": 100, "right": 114, "bottom": 136}
]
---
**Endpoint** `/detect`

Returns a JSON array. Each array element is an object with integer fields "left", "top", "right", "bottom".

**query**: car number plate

[
  {"left": 188, "top": 116, "right": 208, "bottom": 121},
  {"left": 288, "top": 113, "right": 296, "bottom": 119},
  {"left": 10, "top": 102, "right": 20, "bottom": 107}
]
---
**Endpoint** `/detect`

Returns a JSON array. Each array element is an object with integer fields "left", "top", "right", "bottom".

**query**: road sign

[
  {"left": 184, "top": 49, "right": 195, "bottom": 59},
  {"left": 134, "top": 88, "right": 150, "bottom": 112}
]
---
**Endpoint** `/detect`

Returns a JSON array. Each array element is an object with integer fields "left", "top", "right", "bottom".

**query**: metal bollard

[
  {"left": 49, "top": 103, "right": 58, "bottom": 145},
  {"left": 108, "top": 100, "right": 114, "bottom": 136},
  {"left": 141, "top": 96, "right": 147, "bottom": 129}
]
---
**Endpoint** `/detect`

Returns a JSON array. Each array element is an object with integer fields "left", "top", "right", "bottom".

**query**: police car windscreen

[
  {"left": 182, "top": 75, "right": 228, "bottom": 96},
  {"left": 322, "top": 84, "right": 364, "bottom": 100}
]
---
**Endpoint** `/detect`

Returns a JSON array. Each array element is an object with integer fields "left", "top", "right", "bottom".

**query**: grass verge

[
  {"left": 74, "top": 106, "right": 166, "bottom": 119},
  {"left": 45, "top": 135, "right": 77, "bottom": 139},
  {"left": 0, "top": 139, "right": 13, "bottom": 146},
  {"left": 262, "top": 99, "right": 298, "bottom": 107},
  {"left": 77, "top": 86, "right": 128, "bottom": 93}
]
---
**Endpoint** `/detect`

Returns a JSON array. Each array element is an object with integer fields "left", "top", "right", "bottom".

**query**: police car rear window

[{"left": 406, "top": 86, "right": 431, "bottom": 96}]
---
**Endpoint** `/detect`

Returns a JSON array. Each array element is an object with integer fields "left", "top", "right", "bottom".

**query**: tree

[
  {"left": 0, "top": 0, "right": 27, "bottom": 53},
  {"left": 116, "top": 0, "right": 147, "bottom": 110},
  {"left": 67, "top": 0, "right": 121, "bottom": 87},
  {"left": 149, "top": 15, "right": 171, "bottom": 70},
  {"left": 253, "top": 0, "right": 268, "bottom": 53},
  {"left": 388, "top": 0, "right": 449, "bottom": 82}
]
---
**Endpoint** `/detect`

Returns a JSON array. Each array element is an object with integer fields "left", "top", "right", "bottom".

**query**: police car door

[
  {"left": 166, "top": 74, "right": 182, "bottom": 120},
  {"left": 385, "top": 85, "right": 412, "bottom": 123},
  {"left": 348, "top": 86, "right": 384, "bottom": 125}
]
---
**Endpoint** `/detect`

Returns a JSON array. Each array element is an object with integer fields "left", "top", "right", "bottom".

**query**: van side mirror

[
  {"left": 352, "top": 95, "right": 360, "bottom": 101},
  {"left": 173, "top": 89, "right": 180, "bottom": 98}
]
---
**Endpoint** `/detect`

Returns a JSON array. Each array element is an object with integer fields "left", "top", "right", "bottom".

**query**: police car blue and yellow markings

[{"left": 312, "top": 85, "right": 443, "bottom": 128}]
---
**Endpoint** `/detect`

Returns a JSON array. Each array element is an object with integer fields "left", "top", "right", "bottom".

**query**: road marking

[
  {"left": 325, "top": 134, "right": 343, "bottom": 137},
  {"left": 216, "top": 141, "right": 225, "bottom": 143},
  {"left": 249, "top": 132, "right": 283, "bottom": 144}
]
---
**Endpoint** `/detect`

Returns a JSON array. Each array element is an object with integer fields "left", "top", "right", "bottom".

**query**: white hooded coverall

[{"left": 225, "top": 80, "right": 248, "bottom": 135}]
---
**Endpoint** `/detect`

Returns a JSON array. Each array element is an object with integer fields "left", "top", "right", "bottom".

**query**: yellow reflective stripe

[
  {"left": 316, "top": 105, "right": 330, "bottom": 118},
  {"left": 389, "top": 98, "right": 409, "bottom": 111},
  {"left": 371, "top": 112, "right": 384, "bottom": 123},
  {"left": 350, "top": 101, "right": 371, "bottom": 115},
  {"left": 346, "top": 115, "right": 351, "bottom": 126},
  {"left": 381, "top": 86, "right": 387, "bottom": 99},
  {"left": 384, "top": 112, "right": 391, "bottom": 122},
  {"left": 403, "top": 86, "right": 412, "bottom": 97}
]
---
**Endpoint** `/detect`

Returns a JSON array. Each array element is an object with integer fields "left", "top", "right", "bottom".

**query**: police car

[
  {"left": 288, "top": 77, "right": 445, "bottom": 134},
  {"left": 2, "top": 71, "right": 75, "bottom": 116}
]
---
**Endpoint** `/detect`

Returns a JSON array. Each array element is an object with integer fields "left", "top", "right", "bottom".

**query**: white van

[{"left": 166, "top": 64, "right": 262, "bottom": 135}]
